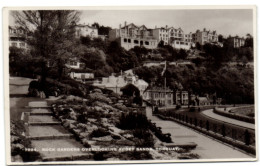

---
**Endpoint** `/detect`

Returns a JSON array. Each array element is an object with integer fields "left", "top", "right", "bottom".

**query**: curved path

[
  {"left": 202, "top": 109, "right": 255, "bottom": 130},
  {"left": 146, "top": 107, "right": 253, "bottom": 159}
]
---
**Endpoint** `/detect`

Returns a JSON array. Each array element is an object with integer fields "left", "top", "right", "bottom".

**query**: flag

[{"left": 161, "top": 61, "right": 166, "bottom": 76}]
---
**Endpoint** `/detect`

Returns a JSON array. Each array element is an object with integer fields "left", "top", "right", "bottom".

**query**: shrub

[
  {"left": 89, "top": 128, "right": 110, "bottom": 138},
  {"left": 176, "top": 105, "right": 181, "bottom": 109},
  {"left": 69, "top": 88, "right": 84, "bottom": 97},
  {"left": 88, "top": 92, "right": 112, "bottom": 104},
  {"left": 117, "top": 112, "right": 149, "bottom": 130},
  {"left": 132, "top": 129, "right": 154, "bottom": 147}
]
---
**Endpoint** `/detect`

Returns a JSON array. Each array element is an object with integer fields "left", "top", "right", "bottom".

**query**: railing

[{"left": 154, "top": 110, "right": 256, "bottom": 155}]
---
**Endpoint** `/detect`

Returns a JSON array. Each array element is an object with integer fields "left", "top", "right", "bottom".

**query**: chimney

[
  {"left": 119, "top": 24, "right": 121, "bottom": 29},
  {"left": 203, "top": 28, "right": 206, "bottom": 31},
  {"left": 155, "top": 25, "right": 157, "bottom": 29},
  {"left": 166, "top": 25, "right": 168, "bottom": 29},
  {"left": 125, "top": 21, "right": 127, "bottom": 35}
]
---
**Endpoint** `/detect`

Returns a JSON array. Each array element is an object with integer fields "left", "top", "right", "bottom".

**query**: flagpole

[
  {"left": 164, "top": 61, "right": 166, "bottom": 112},
  {"left": 164, "top": 75, "right": 166, "bottom": 112}
]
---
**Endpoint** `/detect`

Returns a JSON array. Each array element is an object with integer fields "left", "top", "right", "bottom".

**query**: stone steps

[
  {"left": 28, "top": 134, "right": 74, "bottom": 140},
  {"left": 28, "top": 122, "right": 61, "bottom": 125},
  {"left": 24, "top": 101, "right": 93, "bottom": 161}
]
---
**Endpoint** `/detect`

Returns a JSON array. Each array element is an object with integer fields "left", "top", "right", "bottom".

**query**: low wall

[{"left": 214, "top": 107, "right": 255, "bottom": 124}]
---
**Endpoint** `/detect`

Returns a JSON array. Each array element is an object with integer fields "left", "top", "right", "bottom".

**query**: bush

[
  {"left": 132, "top": 129, "right": 154, "bottom": 147},
  {"left": 89, "top": 128, "right": 110, "bottom": 138},
  {"left": 69, "top": 88, "right": 84, "bottom": 97},
  {"left": 117, "top": 112, "right": 149, "bottom": 130},
  {"left": 176, "top": 105, "right": 181, "bottom": 109},
  {"left": 88, "top": 92, "right": 112, "bottom": 104}
]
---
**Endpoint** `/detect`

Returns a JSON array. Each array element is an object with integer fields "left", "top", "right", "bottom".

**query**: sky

[
  {"left": 78, "top": 9, "right": 253, "bottom": 37},
  {"left": 9, "top": 9, "right": 253, "bottom": 37}
]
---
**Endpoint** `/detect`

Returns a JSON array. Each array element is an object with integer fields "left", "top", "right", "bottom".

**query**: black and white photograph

[{"left": 3, "top": 6, "right": 257, "bottom": 165}]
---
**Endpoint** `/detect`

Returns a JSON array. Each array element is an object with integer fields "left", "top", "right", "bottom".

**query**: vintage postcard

[{"left": 3, "top": 6, "right": 257, "bottom": 165}]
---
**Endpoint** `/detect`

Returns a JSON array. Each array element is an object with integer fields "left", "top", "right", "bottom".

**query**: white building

[
  {"left": 93, "top": 72, "right": 148, "bottom": 96},
  {"left": 9, "top": 26, "right": 29, "bottom": 50},
  {"left": 74, "top": 24, "right": 98, "bottom": 39},
  {"left": 69, "top": 72, "right": 94, "bottom": 82},
  {"left": 108, "top": 22, "right": 158, "bottom": 50},
  {"left": 65, "top": 58, "right": 84, "bottom": 69},
  {"left": 152, "top": 26, "right": 169, "bottom": 45}
]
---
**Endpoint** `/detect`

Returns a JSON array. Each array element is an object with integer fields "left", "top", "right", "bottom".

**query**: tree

[
  {"left": 218, "top": 35, "right": 224, "bottom": 43},
  {"left": 12, "top": 10, "right": 81, "bottom": 84},
  {"left": 245, "top": 33, "right": 253, "bottom": 48},
  {"left": 195, "top": 42, "right": 201, "bottom": 50},
  {"left": 158, "top": 40, "right": 164, "bottom": 48},
  {"left": 177, "top": 49, "right": 188, "bottom": 60},
  {"left": 92, "top": 22, "right": 111, "bottom": 36}
]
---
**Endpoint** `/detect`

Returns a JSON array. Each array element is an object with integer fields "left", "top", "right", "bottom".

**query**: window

[
  {"left": 168, "top": 100, "right": 172, "bottom": 105},
  {"left": 134, "top": 40, "right": 139, "bottom": 44},
  {"left": 145, "top": 41, "right": 149, "bottom": 45},
  {"left": 19, "top": 43, "right": 25, "bottom": 47},
  {"left": 124, "top": 38, "right": 127, "bottom": 42},
  {"left": 11, "top": 43, "right": 17, "bottom": 47},
  {"left": 128, "top": 39, "right": 131, "bottom": 43},
  {"left": 140, "top": 41, "right": 143, "bottom": 45}
]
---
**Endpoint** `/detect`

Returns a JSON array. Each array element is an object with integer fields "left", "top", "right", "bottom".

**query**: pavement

[
  {"left": 202, "top": 109, "right": 255, "bottom": 130},
  {"left": 146, "top": 107, "right": 253, "bottom": 159},
  {"left": 9, "top": 77, "right": 35, "bottom": 95}
]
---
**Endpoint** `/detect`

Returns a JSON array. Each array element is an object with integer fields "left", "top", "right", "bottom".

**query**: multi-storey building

[
  {"left": 168, "top": 27, "right": 184, "bottom": 43},
  {"left": 227, "top": 36, "right": 245, "bottom": 48},
  {"left": 143, "top": 87, "right": 189, "bottom": 106},
  {"left": 143, "top": 87, "right": 174, "bottom": 106},
  {"left": 152, "top": 26, "right": 169, "bottom": 45},
  {"left": 174, "top": 91, "right": 189, "bottom": 105},
  {"left": 9, "top": 26, "right": 29, "bottom": 50},
  {"left": 193, "top": 28, "right": 218, "bottom": 45},
  {"left": 108, "top": 22, "right": 158, "bottom": 50},
  {"left": 168, "top": 27, "right": 193, "bottom": 50},
  {"left": 74, "top": 24, "right": 98, "bottom": 39}
]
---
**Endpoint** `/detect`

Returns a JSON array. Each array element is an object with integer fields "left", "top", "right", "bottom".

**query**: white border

[{"left": 1, "top": 2, "right": 259, "bottom": 166}]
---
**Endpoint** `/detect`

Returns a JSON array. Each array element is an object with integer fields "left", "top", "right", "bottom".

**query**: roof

[
  {"left": 75, "top": 24, "right": 97, "bottom": 29},
  {"left": 121, "top": 23, "right": 138, "bottom": 29},
  {"left": 198, "top": 97, "right": 209, "bottom": 101}
]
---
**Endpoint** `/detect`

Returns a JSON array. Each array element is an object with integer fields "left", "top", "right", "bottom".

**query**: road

[
  {"left": 202, "top": 109, "right": 255, "bottom": 130},
  {"left": 169, "top": 107, "right": 255, "bottom": 146},
  {"left": 146, "top": 107, "right": 253, "bottom": 159}
]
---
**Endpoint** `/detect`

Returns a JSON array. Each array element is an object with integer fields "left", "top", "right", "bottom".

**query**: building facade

[
  {"left": 9, "top": 26, "right": 29, "bottom": 50},
  {"left": 93, "top": 72, "right": 148, "bottom": 96},
  {"left": 74, "top": 24, "right": 98, "bottom": 39},
  {"left": 69, "top": 72, "right": 94, "bottom": 82},
  {"left": 143, "top": 87, "right": 174, "bottom": 106},
  {"left": 109, "top": 22, "right": 158, "bottom": 50},
  {"left": 152, "top": 26, "right": 169, "bottom": 45},
  {"left": 143, "top": 87, "right": 189, "bottom": 106},
  {"left": 65, "top": 58, "right": 85, "bottom": 69},
  {"left": 228, "top": 36, "right": 245, "bottom": 48},
  {"left": 174, "top": 91, "right": 189, "bottom": 105},
  {"left": 193, "top": 28, "right": 218, "bottom": 45}
]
